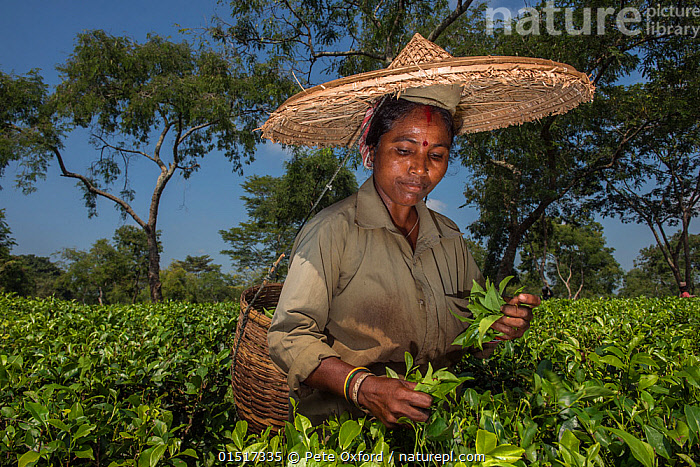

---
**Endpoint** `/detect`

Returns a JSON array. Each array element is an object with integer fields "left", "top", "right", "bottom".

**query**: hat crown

[{"left": 387, "top": 33, "right": 453, "bottom": 69}]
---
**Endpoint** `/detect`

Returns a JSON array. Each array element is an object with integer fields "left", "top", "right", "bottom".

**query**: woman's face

[{"left": 371, "top": 106, "right": 451, "bottom": 209}]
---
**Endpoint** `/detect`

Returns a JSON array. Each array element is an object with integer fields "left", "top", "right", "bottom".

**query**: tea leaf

[
  {"left": 684, "top": 405, "right": 700, "bottom": 443},
  {"left": 478, "top": 314, "right": 503, "bottom": 348},
  {"left": 476, "top": 429, "right": 498, "bottom": 454},
  {"left": 18, "top": 451, "right": 41, "bottom": 467},
  {"left": 605, "top": 427, "right": 655, "bottom": 467},
  {"left": 339, "top": 420, "right": 361, "bottom": 450}
]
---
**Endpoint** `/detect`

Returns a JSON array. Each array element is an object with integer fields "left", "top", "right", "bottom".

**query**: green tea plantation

[{"left": 1, "top": 293, "right": 698, "bottom": 466}]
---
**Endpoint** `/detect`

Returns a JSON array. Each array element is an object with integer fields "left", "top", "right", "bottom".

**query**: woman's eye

[
  {"left": 396, "top": 147, "right": 411, "bottom": 155},
  {"left": 430, "top": 153, "right": 445, "bottom": 160}
]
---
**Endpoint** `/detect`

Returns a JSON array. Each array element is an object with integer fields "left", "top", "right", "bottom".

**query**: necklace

[{"left": 404, "top": 216, "right": 419, "bottom": 238}]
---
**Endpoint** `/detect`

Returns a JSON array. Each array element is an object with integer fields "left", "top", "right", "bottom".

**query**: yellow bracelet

[{"left": 343, "top": 367, "right": 370, "bottom": 402}]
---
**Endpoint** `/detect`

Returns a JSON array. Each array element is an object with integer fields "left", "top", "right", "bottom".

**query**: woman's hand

[
  {"left": 303, "top": 357, "right": 432, "bottom": 428},
  {"left": 492, "top": 293, "right": 539, "bottom": 340},
  {"left": 357, "top": 375, "right": 433, "bottom": 428}
]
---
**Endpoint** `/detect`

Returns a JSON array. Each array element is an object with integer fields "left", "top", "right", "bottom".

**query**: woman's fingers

[
  {"left": 491, "top": 316, "right": 530, "bottom": 339},
  {"left": 491, "top": 293, "right": 538, "bottom": 340},
  {"left": 358, "top": 376, "right": 433, "bottom": 427}
]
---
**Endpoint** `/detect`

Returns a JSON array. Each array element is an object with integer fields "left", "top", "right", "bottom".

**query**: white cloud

[
  {"left": 426, "top": 198, "right": 447, "bottom": 213},
  {"left": 258, "top": 142, "right": 292, "bottom": 160}
]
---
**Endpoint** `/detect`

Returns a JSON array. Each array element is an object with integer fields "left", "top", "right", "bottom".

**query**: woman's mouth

[{"left": 398, "top": 180, "right": 427, "bottom": 193}]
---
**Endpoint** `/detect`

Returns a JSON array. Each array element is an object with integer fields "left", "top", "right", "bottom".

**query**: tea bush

[
  {"left": 1, "top": 294, "right": 699, "bottom": 466},
  {"left": 0, "top": 294, "right": 238, "bottom": 466}
]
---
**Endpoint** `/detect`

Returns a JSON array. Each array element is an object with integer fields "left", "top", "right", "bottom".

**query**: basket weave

[
  {"left": 232, "top": 283, "right": 289, "bottom": 433},
  {"left": 260, "top": 33, "right": 595, "bottom": 147}
]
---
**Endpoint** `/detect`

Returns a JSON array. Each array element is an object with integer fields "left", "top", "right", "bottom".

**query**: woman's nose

[{"left": 409, "top": 153, "right": 429, "bottom": 175}]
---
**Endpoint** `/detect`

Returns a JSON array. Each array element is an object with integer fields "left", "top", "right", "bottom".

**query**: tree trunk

[
  {"left": 682, "top": 216, "right": 693, "bottom": 293},
  {"left": 146, "top": 226, "right": 162, "bottom": 302},
  {"left": 496, "top": 205, "right": 550, "bottom": 283},
  {"left": 496, "top": 231, "right": 521, "bottom": 283},
  {"left": 132, "top": 269, "right": 140, "bottom": 304}
]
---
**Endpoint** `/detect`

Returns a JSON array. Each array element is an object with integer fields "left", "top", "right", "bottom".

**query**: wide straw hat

[{"left": 260, "top": 33, "right": 595, "bottom": 147}]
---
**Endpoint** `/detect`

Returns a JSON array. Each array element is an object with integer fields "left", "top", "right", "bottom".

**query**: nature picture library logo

[{"left": 485, "top": 2, "right": 700, "bottom": 38}]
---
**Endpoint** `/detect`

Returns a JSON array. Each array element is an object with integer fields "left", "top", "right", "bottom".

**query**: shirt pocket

[{"left": 429, "top": 242, "right": 465, "bottom": 298}]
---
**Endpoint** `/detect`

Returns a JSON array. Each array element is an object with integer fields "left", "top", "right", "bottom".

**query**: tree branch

[
  {"left": 312, "top": 50, "right": 386, "bottom": 61},
  {"left": 153, "top": 123, "right": 171, "bottom": 170},
  {"left": 428, "top": 0, "right": 474, "bottom": 42},
  {"left": 178, "top": 121, "right": 218, "bottom": 145},
  {"left": 91, "top": 134, "right": 155, "bottom": 162},
  {"left": 488, "top": 158, "right": 522, "bottom": 177},
  {"left": 52, "top": 146, "right": 147, "bottom": 228},
  {"left": 384, "top": 0, "right": 405, "bottom": 61}
]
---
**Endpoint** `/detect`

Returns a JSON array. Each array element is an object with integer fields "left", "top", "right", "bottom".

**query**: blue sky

[{"left": 0, "top": 0, "right": 679, "bottom": 276}]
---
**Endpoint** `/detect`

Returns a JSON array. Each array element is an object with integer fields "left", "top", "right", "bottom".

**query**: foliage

[
  {"left": 0, "top": 294, "right": 238, "bottom": 466},
  {"left": 454, "top": 0, "right": 676, "bottom": 282},
  {"left": 592, "top": 5, "right": 700, "bottom": 294},
  {"left": 1, "top": 30, "right": 294, "bottom": 302},
  {"left": 2, "top": 294, "right": 698, "bottom": 465},
  {"left": 620, "top": 233, "right": 700, "bottom": 297},
  {"left": 0, "top": 211, "right": 66, "bottom": 299},
  {"left": 520, "top": 216, "right": 624, "bottom": 299},
  {"left": 0, "top": 254, "right": 64, "bottom": 299},
  {"left": 452, "top": 276, "right": 522, "bottom": 350},
  {"left": 212, "top": 0, "right": 471, "bottom": 81},
  {"left": 0, "top": 210, "right": 13, "bottom": 259},
  {"left": 161, "top": 255, "right": 242, "bottom": 303},
  {"left": 56, "top": 226, "right": 154, "bottom": 304},
  {"left": 220, "top": 149, "right": 357, "bottom": 283},
  {"left": 231, "top": 297, "right": 700, "bottom": 466},
  {"left": 0, "top": 70, "right": 56, "bottom": 190},
  {"left": 0, "top": 258, "right": 34, "bottom": 297}
]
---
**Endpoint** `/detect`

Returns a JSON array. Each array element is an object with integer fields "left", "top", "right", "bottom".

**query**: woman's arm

[{"left": 304, "top": 357, "right": 433, "bottom": 428}]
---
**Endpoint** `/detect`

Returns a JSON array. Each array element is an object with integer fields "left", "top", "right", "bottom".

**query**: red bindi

[{"left": 423, "top": 140, "right": 428, "bottom": 146}]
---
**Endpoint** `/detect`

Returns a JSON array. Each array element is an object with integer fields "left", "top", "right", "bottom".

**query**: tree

[
  {"left": 1, "top": 30, "right": 293, "bottom": 301},
  {"left": 595, "top": 25, "right": 700, "bottom": 294},
  {"left": 216, "top": 0, "right": 681, "bottom": 284},
  {"left": 0, "top": 209, "right": 14, "bottom": 259},
  {"left": 172, "top": 255, "right": 220, "bottom": 277},
  {"left": 57, "top": 239, "right": 118, "bottom": 304},
  {"left": 213, "top": 0, "right": 480, "bottom": 82},
  {"left": 13, "top": 255, "right": 64, "bottom": 298},
  {"left": 520, "top": 216, "right": 623, "bottom": 299},
  {"left": 0, "top": 211, "right": 67, "bottom": 297},
  {"left": 620, "top": 232, "right": 700, "bottom": 297},
  {"left": 452, "top": 0, "right": 678, "bottom": 282},
  {"left": 162, "top": 255, "right": 242, "bottom": 302},
  {"left": 111, "top": 225, "right": 151, "bottom": 303},
  {"left": 56, "top": 226, "right": 156, "bottom": 304},
  {"left": 0, "top": 209, "right": 33, "bottom": 296},
  {"left": 0, "top": 70, "right": 55, "bottom": 188},
  {"left": 220, "top": 149, "right": 357, "bottom": 283}
]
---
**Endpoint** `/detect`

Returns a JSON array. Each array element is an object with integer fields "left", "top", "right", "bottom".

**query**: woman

[
  {"left": 268, "top": 92, "right": 539, "bottom": 427},
  {"left": 263, "top": 33, "right": 593, "bottom": 427}
]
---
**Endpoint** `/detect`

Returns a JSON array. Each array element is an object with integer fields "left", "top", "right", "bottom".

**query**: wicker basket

[{"left": 232, "top": 283, "right": 289, "bottom": 433}]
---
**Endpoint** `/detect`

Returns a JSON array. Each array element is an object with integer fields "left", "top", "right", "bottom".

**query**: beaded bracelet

[
  {"left": 351, "top": 371, "right": 372, "bottom": 409},
  {"left": 343, "top": 367, "right": 370, "bottom": 402}
]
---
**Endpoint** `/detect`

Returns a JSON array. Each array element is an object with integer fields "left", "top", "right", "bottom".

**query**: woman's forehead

[{"left": 385, "top": 109, "right": 452, "bottom": 145}]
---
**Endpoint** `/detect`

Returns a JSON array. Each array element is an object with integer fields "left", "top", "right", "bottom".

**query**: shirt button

[{"left": 418, "top": 299, "right": 425, "bottom": 306}]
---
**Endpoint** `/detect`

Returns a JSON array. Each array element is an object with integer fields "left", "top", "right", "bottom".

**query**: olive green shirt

[{"left": 268, "top": 176, "right": 484, "bottom": 422}]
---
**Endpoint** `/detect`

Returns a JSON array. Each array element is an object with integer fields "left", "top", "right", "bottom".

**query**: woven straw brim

[{"left": 261, "top": 56, "right": 594, "bottom": 147}]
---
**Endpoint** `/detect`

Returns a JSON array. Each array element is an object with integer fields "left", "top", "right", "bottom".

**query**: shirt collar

[{"left": 355, "top": 176, "right": 462, "bottom": 243}]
